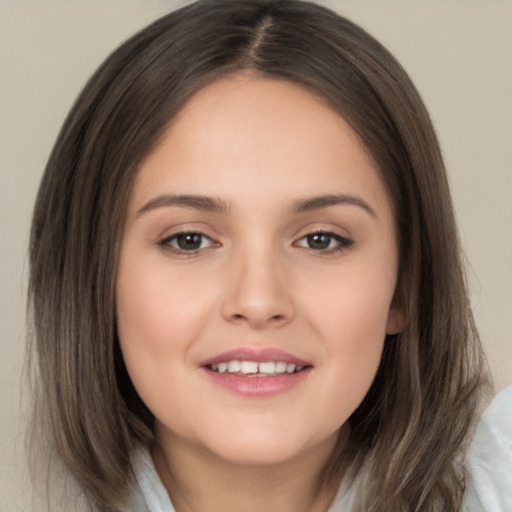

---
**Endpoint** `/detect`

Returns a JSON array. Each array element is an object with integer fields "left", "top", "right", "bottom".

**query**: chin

[
  {"left": 199, "top": 425, "right": 335, "bottom": 468},
  {"left": 211, "top": 441, "right": 305, "bottom": 467}
]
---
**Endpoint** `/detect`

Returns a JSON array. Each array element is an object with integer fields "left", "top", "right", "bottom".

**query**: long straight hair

[{"left": 28, "top": 1, "right": 488, "bottom": 510}]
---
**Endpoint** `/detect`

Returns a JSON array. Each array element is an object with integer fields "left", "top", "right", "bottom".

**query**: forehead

[
  {"left": 128, "top": 76, "right": 391, "bottom": 217},
  {"left": 166, "top": 75, "right": 369, "bottom": 163}
]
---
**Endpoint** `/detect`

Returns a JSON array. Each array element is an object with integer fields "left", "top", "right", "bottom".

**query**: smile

[
  {"left": 208, "top": 360, "right": 305, "bottom": 376},
  {"left": 200, "top": 348, "right": 312, "bottom": 397}
]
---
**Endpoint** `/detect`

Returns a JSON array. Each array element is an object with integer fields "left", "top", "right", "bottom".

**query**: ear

[{"left": 386, "top": 303, "right": 405, "bottom": 335}]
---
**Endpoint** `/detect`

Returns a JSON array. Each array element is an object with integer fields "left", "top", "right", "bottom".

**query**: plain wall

[{"left": 1, "top": 1, "right": 511, "bottom": 510}]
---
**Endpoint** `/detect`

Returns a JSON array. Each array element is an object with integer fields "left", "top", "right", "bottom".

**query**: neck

[{"left": 151, "top": 429, "right": 347, "bottom": 512}]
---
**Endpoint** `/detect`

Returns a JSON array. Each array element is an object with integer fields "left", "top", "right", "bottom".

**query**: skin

[{"left": 116, "top": 76, "right": 403, "bottom": 512}]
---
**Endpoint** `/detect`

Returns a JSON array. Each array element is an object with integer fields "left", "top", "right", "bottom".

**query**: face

[{"left": 116, "top": 77, "right": 402, "bottom": 467}]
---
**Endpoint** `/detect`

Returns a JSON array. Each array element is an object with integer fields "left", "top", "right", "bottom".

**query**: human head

[{"left": 28, "top": 1, "right": 485, "bottom": 510}]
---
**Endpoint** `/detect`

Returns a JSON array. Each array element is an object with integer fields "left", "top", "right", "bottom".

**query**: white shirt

[
  {"left": 127, "top": 450, "right": 355, "bottom": 511},
  {"left": 126, "top": 385, "right": 512, "bottom": 512},
  {"left": 463, "top": 385, "right": 512, "bottom": 511}
]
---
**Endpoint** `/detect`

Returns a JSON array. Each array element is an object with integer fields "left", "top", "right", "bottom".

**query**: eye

[
  {"left": 296, "top": 231, "right": 353, "bottom": 252},
  {"left": 159, "top": 231, "right": 216, "bottom": 253}
]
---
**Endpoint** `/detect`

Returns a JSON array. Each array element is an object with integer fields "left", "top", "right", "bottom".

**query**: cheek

[
  {"left": 116, "top": 259, "right": 213, "bottom": 354},
  {"left": 306, "top": 261, "right": 395, "bottom": 340},
  {"left": 115, "top": 262, "right": 208, "bottom": 428},
  {"left": 115, "top": 257, "right": 209, "bottom": 405},
  {"left": 117, "top": 273, "right": 178, "bottom": 355},
  {"left": 303, "top": 263, "right": 395, "bottom": 401}
]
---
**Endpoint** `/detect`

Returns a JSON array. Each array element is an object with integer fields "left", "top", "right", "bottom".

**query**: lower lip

[{"left": 201, "top": 368, "right": 311, "bottom": 397}]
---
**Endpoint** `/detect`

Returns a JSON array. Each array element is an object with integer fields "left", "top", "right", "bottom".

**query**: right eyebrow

[{"left": 136, "top": 194, "right": 230, "bottom": 217}]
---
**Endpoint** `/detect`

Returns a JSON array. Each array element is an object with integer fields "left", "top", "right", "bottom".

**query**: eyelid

[
  {"left": 158, "top": 229, "right": 220, "bottom": 255},
  {"left": 293, "top": 229, "right": 354, "bottom": 254}
]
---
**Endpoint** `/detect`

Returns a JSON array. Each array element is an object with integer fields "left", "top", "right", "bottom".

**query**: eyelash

[
  {"left": 158, "top": 230, "right": 354, "bottom": 255},
  {"left": 158, "top": 231, "right": 216, "bottom": 255},
  {"left": 295, "top": 231, "right": 354, "bottom": 254}
]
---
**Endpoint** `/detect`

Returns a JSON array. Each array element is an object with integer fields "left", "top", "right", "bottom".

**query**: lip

[
  {"left": 199, "top": 347, "right": 313, "bottom": 398},
  {"left": 198, "top": 347, "right": 311, "bottom": 367}
]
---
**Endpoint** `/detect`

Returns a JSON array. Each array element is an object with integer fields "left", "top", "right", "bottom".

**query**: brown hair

[{"left": 28, "top": 1, "right": 488, "bottom": 510}]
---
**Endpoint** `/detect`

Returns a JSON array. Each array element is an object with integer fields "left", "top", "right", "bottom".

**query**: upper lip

[{"left": 198, "top": 347, "right": 312, "bottom": 367}]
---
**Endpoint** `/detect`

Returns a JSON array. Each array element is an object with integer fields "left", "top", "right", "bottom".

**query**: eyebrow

[
  {"left": 137, "top": 194, "right": 230, "bottom": 216},
  {"left": 136, "top": 193, "right": 376, "bottom": 218},
  {"left": 291, "top": 194, "right": 376, "bottom": 217}
]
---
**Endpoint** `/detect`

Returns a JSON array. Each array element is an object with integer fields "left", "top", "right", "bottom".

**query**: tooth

[
  {"left": 258, "top": 361, "right": 276, "bottom": 374},
  {"left": 240, "top": 361, "right": 258, "bottom": 374},
  {"left": 227, "top": 360, "right": 241, "bottom": 372},
  {"left": 286, "top": 363, "right": 296, "bottom": 373},
  {"left": 214, "top": 360, "right": 304, "bottom": 375},
  {"left": 275, "top": 361, "right": 287, "bottom": 373}
]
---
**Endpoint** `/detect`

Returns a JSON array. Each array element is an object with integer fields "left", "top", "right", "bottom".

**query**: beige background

[{"left": 1, "top": 1, "right": 511, "bottom": 510}]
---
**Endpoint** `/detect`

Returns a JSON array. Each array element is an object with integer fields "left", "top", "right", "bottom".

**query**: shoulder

[{"left": 463, "top": 385, "right": 512, "bottom": 511}]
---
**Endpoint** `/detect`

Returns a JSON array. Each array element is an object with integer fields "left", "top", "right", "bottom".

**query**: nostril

[{"left": 229, "top": 312, "right": 286, "bottom": 324}]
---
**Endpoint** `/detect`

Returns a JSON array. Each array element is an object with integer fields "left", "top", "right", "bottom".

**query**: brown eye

[
  {"left": 296, "top": 231, "right": 353, "bottom": 252},
  {"left": 306, "top": 233, "right": 333, "bottom": 250},
  {"left": 175, "top": 233, "right": 205, "bottom": 250},
  {"left": 160, "top": 232, "right": 214, "bottom": 252}
]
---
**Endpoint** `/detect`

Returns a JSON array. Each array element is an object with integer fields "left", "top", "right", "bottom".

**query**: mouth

[
  {"left": 206, "top": 360, "right": 306, "bottom": 377},
  {"left": 199, "top": 348, "right": 312, "bottom": 397}
]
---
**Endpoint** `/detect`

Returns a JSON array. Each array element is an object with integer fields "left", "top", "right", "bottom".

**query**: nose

[{"left": 221, "top": 248, "right": 294, "bottom": 329}]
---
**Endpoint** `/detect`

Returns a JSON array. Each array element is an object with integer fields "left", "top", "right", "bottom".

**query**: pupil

[
  {"left": 178, "top": 233, "right": 202, "bottom": 250},
  {"left": 308, "top": 233, "right": 331, "bottom": 249}
]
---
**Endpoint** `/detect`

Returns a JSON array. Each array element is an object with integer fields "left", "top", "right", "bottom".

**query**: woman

[{"left": 27, "top": 1, "right": 490, "bottom": 510}]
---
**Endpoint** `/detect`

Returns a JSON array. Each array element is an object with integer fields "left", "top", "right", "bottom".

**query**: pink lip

[
  {"left": 198, "top": 347, "right": 313, "bottom": 398},
  {"left": 198, "top": 347, "right": 311, "bottom": 367}
]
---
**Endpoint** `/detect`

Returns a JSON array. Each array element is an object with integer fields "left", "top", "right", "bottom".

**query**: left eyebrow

[{"left": 290, "top": 194, "right": 377, "bottom": 218}]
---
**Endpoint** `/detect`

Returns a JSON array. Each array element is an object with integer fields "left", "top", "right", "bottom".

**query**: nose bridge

[{"left": 222, "top": 240, "right": 293, "bottom": 328}]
